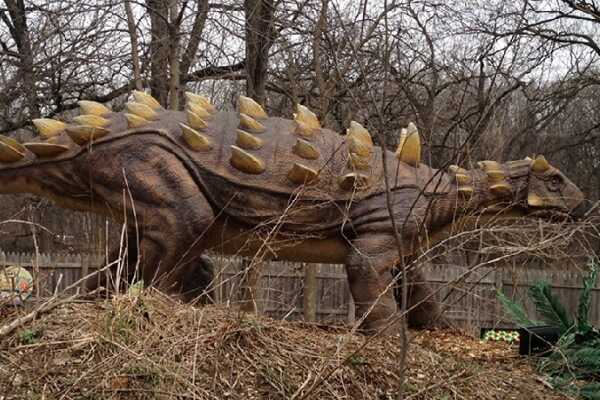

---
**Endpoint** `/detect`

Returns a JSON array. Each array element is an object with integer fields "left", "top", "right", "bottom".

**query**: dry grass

[{"left": 0, "top": 290, "right": 572, "bottom": 400}]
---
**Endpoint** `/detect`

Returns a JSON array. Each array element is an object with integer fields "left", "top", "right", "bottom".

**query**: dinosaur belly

[{"left": 204, "top": 215, "right": 350, "bottom": 264}]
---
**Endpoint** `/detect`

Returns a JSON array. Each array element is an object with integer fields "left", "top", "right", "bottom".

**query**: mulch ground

[{"left": 0, "top": 290, "right": 572, "bottom": 399}]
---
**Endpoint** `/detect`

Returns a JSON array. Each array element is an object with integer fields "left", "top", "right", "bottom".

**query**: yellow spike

[
  {"left": 179, "top": 123, "right": 212, "bottom": 152},
  {"left": 448, "top": 164, "right": 468, "bottom": 175},
  {"left": 455, "top": 173, "right": 471, "bottom": 185},
  {"left": 292, "top": 139, "right": 320, "bottom": 160},
  {"left": 124, "top": 113, "right": 149, "bottom": 128},
  {"left": 133, "top": 90, "right": 162, "bottom": 110},
  {"left": 239, "top": 96, "right": 267, "bottom": 120},
  {"left": 65, "top": 125, "right": 110, "bottom": 145},
  {"left": 187, "top": 111, "right": 208, "bottom": 130},
  {"left": 239, "top": 113, "right": 265, "bottom": 133},
  {"left": 478, "top": 160, "right": 502, "bottom": 171},
  {"left": 527, "top": 193, "right": 544, "bottom": 207},
  {"left": 338, "top": 172, "right": 369, "bottom": 191},
  {"left": 78, "top": 100, "right": 110, "bottom": 116},
  {"left": 185, "top": 92, "right": 216, "bottom": 113},
  {"left": 236, "top": 129, "right": 263, "bottom": 150},
  {"left": 294, "top": 104, "right": 320, "bottom": 131},
  {"left": 295, "top": 120, "right": 317, "bottom": 139},
  {"left": 347, "top": 122, "right": 373, "bottom": 158},
  {"left": 0, "top": 141, "right": 24, "bottom": 163},
  {"left": 73, "top": 115, "right": 110, "bottom": 128},
  {"left": 126, "top": 102, "right": 158, "bottom": 120},
  {"left": 230, "top": 145, "right": 265, "bottom": 174},
  {"left": 395, "top": 123, "right": 421, "bottom": 166},
  {"left": 23, "top": 142, "right": 70, "bottom": 157},
  {"left": 347, "top": 153, "right": 371, "bottom": 170},
  {"left": 478, "top": 160, "right": 504, "bottom": 181},
  {"left": 486, "top": 170, "right": 505, "bottom": 182},
  {"left": 458, "top": 186, "right": 473, "bottom": 199},
  {"left": 347, "top": 121, "right": 373, "bottom": 146},
  {"left": 32, "top": 118, "right": 66, "bottom": 138},
  {"left": 490, "top": 182, "right": 512, "bottom": 196},
  {"left": 531, "top": 155, "right": 550, "bottom": 173},
  {"left": 188, "top": 102, "right": 212, "bottom": 119},
  {"left": 287, "top": 163, "right": 319, "bottom": 185},
  {"left": 0, "top": 135, "right": 26, "bottom": 154}
]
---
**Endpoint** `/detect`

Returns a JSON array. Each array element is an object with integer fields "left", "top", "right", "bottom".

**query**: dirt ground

[{"left": 0, "top": 291, "right": 572, "bottom": 399}]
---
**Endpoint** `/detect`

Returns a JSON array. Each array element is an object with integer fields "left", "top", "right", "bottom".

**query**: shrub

[{"left": 497, "top": 261, "right": 600, "bottom": 399}]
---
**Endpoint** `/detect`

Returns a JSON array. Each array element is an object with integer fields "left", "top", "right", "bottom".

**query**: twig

[{"left": 0, "top": 288, "right": 101, "bottom": 338}]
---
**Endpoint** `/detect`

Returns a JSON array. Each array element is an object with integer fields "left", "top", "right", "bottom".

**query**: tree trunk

[
  {"left": 3, "top": 0, "right": 39, "bottom": 118},
  {"left": 168, "top": 0, "right": 180, "bottom": 110},
  {"left": 244, "top": 0, "right": 276, "bottom": 105},
  {"left": 146, "top": 0, "right": 170, "bottom": 106},
  {"left": 124, "top": 0, "right": 143, "bottom": 91}
]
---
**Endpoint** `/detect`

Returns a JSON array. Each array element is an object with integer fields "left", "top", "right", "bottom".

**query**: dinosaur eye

[{"left": 548, "top": 175, "right": 563, "bottom": 191}]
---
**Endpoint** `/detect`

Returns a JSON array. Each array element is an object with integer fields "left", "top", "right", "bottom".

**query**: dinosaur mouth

[{"left": 527, "top": 209, "right": 571, "bottom": 221}]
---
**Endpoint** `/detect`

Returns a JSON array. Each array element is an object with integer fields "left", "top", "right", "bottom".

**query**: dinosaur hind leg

[{"left": 135, "top": 195, "right": 217, "bottom": 303}]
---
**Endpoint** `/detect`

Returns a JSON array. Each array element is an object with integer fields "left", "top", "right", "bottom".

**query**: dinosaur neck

[{"left": 427, "top": 163, "right": 530, "bottom": 242}]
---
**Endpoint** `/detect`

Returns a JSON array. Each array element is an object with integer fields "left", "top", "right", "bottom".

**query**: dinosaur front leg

[{"left": 346, "top": 234, "right": 402, "bottom": 334}]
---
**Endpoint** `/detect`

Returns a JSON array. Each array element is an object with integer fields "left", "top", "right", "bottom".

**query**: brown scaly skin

[{"left": 0, "top": 93, "right": 587, "bottom": 334}]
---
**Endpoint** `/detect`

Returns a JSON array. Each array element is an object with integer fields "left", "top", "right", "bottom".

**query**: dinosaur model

[{"left": 0, "top": 91, "right": 587, "bottom": 333}]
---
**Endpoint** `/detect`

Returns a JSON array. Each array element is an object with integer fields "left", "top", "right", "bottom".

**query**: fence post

[
  {"left": 494, "top": 268, "right": 504, "bottom": 326},
  {"left": 80, "top": 253, "right": 89, "bottom": 293},
  {"left": 303, "top": 263, "right": 317, "bottom": 322}
]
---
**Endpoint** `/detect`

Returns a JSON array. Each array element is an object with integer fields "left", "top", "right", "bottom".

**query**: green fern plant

[{"left": 497, "top": 260, "right": 600, "bottom": 400}]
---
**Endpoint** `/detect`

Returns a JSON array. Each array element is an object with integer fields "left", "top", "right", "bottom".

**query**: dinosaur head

[
  {"left": 523, "top": 156, "right": 587, "bottom": 219},
  {"left": 461, "top": 155, "right": 587, "bottom": 220}
]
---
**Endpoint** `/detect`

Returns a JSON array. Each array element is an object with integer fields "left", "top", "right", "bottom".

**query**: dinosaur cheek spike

[
  {"left": 531, "top": 155, "right": 550, "bottom": 173},
  {"left": 292, "top": 139, "right": 320, "bottom": 160},
  {"left": 395, "top": 122, "right": 421, "bottom": 167},
  {"left": 528, "top": 193, "right": 545, "bottom": 207},
  {"left": 32, "top": 118, "right": 66, "bottom": 138},
  {"left": 65, "top": 125, "right": 110, "bottom": 145},
  {"left": 186, "top": 111, "right": 208, "bottom": 130},
  {"left": 125, "top": 113, "right": 149, "bottom": 128},
  {"left": 185, "top": 92, "right": 216, "bottom": 113},
  {"left": 338, "top": 172, "right": 370, "bottom": 191},
  {"left": 287, "top": 163, "right": 319, "bottom": 185},
  {"left": 126, "top": 102, "right": 158, "bottom": 120},
  {"left": 294, "top": 104, "right": 320, "bottom": 131},
  {"left": 0, "top": 142, "right": 25, "bottom": 163},
  {"left": 236, "top": 129, "right": 263, "bottom": 150},
  {"left": 239, "top": 113, "right": 266, "bottom": 133},
  {"left": 188, "top": 102, "right": 212, "bottom": 119},
  {"left": 490, "top": 182, "right": 512, "bottom": 197},
  {"left": 72, "top": 115, "right": 110, "bottom": 128},
  {"left": 23, "top": 142, "right": 70, "bottom": 157},
  {"left": 78, "top": 100, "right": 111, "bottom": 116},
  {"left": 230, "top": 145, "right": 265, "bottom": 174},
  {"left": 239, "top": 96, "right": 268, "bottom": 120},
  {"left": 180, "top": 123, "right": 212, "bottom": 151},
  {"left": 132, "top": 90, "right": 162, "bottom": 110}
]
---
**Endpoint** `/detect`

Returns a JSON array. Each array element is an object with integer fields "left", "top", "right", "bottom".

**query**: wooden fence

[{"left": 1, "top": 251, "right": 599, "bottom": 334}]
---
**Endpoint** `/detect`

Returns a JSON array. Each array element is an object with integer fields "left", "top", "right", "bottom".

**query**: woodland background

[{"left": 0, "top": 0, "right": 599, "bottom": 254}]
